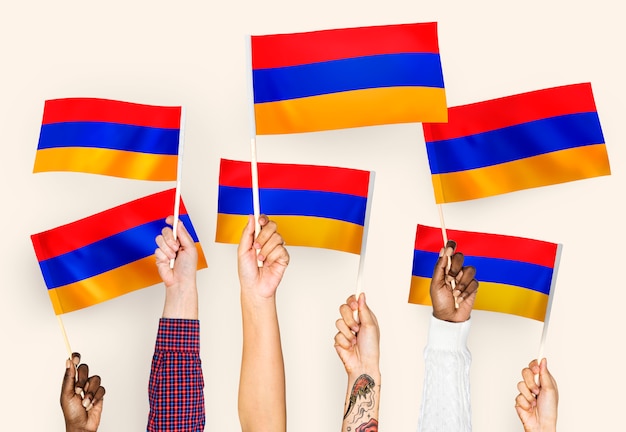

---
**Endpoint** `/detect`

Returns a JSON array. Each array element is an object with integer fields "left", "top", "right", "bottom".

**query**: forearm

[
  {"left": 148, "top": 318, "right": 205, "bottom": 432},
  {"left": 418, "top": 316, "right": 472, "bottom": 432},
  {"left": 341, "top": 370, "right": 381, "bottom": 432},
  {"left": 238, "top": 294, "right": 286, "bottom": 432}
]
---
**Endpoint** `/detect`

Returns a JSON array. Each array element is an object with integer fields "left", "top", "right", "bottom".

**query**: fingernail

[
  {"left": 446, "top": 240, "right": 457, "bottom": 250},
  {"left": 75, "top": 387, "right": 83, "bottom": 395}
]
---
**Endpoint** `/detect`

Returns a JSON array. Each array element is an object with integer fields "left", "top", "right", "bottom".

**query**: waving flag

[
  {"left": 31, "top": 189, "right": 207, "bottom": 315},
  {"left": 251, "top": 22, "right": 447, "bottom": 134},
  {"left": 408, "top": 224, "right": 561, "bottom": 321},
  {"left": 34, "top": 98, "right": 182, "bottom": 180},
  {"left": 423, "top": 83, "right": 611, "bottom": 203},
  {"left": 216, "top": 159, "right": 373, "bottom": 254}
]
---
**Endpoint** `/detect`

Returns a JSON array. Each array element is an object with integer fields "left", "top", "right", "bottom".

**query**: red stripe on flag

[
  {"left": 415, "top": 225, "right": 558, "bottom": 268},
  {"left": 41, "top": 98, "right": 182, "bottom": 129},
  {"left": 31, "top": 189, "right": 187, "bottom": 261},
  {"left": 423, "top": 83, "right": 597, "bottom": 142},
  {"left": 252, "top": 22, "right": 440, "bottom": 69},
  {"left": 218, "top": 159, "right": 370, "bottom": 197}
]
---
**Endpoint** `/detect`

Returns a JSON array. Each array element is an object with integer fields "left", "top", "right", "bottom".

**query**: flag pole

[
  {"left": 56, "top": 315, "right": 73, "bottom": 359},
  {"left": 354, "top": 172, "right": 375, "bottom": 319},
  {"left": 437, "top": 204, "right": 449, "bottom": 245},
  {"left": 437, "top": 204, "right": 458, "bottom": 308},
  {"left": 535, "top": 243, "right": 562, "bottom": 383},
  {"left": 170, "top": 106, "right": 186, "bottom": 269},
  {"left": 246, "top": 34, "right": 262, "bottom": 267}
]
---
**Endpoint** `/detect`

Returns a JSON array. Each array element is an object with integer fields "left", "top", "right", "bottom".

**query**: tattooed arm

[{"left": 334, "top": 293, "right": 381, "bottom": 432}]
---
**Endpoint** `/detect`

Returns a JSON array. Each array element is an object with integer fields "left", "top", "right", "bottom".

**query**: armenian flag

[
  {"left": 34, "top": 98, "right": 181, "bottom": 180},
  {"left": 216, "top": 159, "right": 373, "bottom": 254},
  {"left": 251, "top": 22, "right": 447, "bottom": 134},
  {"left": 408, "top": 224, "right": 561, "bottom": 321},
  {"left": 423, "top": 83, "right": 611, "bottom": 203},
  {"left": 31, "top": 189, "right": 207, "bottom": 315}
]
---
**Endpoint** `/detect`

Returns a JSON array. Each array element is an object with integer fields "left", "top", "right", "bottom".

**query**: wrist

[
  {"left": 432, "top": 309, "right": 469, "bottom": 323},
  {"left": 347, "top": 368, "right": 381, "bottom": 383},
  {"left": 240, "top": 285, "right": 277, "bottom": 304}
]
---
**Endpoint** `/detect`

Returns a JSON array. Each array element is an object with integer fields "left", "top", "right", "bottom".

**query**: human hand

[
  {"left": 430, "top": 240, "right": 478, "bottom": 322},
  {"left": 515, "top": 358, "right": 558, "bottom": 432},
  {"left": 60, "top": 353, "right": 105, "bottom": 432},
  {"left": 334, "top": 293, "right": 380, "bottom": 378},
  {"left": 237, "top": 214, "right": 289, "bottom": 301},
  {"left": 155, "top": 215, "right": 198, "bottom": 290},
  {"left": 155, "top": 215, "right": 199, "bottom": 319}
]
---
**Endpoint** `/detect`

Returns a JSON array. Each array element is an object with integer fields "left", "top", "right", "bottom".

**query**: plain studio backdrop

[{"left": 1, "top": 0, "right": 623, "bottom": 430}]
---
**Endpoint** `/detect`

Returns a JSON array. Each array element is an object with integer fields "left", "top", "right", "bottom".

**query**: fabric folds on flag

[
  {"left": 216, "top": 159, "right": 372, "bottom": 254},
  {"left": 423, "top": 83, "right": 611, "bottom": 203},
  {"left": 34, "top": 98, "right": 182, "bottom": 180},
  {"left": 408, "top": 224, "right": 561, "bottom": 321},
  {"left": 251, "top": 22, "right": 447, "bottom": 134},
  {"left": 31, "top": 189, "right": 208, "bottom": 315}
]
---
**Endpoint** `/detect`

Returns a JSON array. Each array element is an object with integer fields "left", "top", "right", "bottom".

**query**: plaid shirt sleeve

[{"left": 147, "top": 318, "right": 205, "bottom": 431}]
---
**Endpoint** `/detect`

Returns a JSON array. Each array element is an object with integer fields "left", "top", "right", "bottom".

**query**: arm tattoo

[
  {"left": 344, "top": 374, "right": 375, "bottom": 419},
  {"left": 343, "top": 374, "right": 378, "bottom": 432},
  {"left": 355, "top": 418, "right": 378, "bottom": 432}
]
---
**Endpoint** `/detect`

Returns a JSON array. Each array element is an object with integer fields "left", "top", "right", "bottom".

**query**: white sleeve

[{"left": 418, "top": 315, "right": 472, "bottom": 432}]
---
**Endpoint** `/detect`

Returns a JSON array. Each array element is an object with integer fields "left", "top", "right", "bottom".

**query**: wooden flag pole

[
  {"left": 437, "top": 204, "right": 449, "bottom": 245},
  {"left": 56, "top": 315, "right": 73, "bottom": 359},
  {"left": 170, "top": 107, "right": 186, "bottom": 269},
  {"left": 246, "top": 35, "right": 262, "bottom": 267},
  {"left": 437, "top": 204, "right": 458, "bottom": 308},
  {"left": 354, "top": 172, "right": 375, "bottom": 320},
  {"left": 535, "top": 243, "right": 562, "bottom": 384}
]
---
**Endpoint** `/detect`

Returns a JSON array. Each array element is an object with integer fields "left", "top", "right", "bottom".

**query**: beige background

[{"left": 1, "top": 0, "right": 623, "bottom": 430}]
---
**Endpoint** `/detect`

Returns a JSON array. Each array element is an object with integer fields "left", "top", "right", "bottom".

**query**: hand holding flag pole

[{"left": 438, "top": 205, "right": 459, "bottom": 308}]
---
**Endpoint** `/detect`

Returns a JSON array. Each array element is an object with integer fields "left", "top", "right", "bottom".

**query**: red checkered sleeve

[{"left": 147, "top": 318, "right": 205, "bottom": 431}]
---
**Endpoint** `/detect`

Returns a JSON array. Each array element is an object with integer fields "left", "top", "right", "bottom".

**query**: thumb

[
  {"left": 237, "top": 215, "right": 255, "bottom": 255},
  {"left": 538, "top": 358, "right": 554, "bottom": 389},
  {"left": 61, "top": 358, "right": 76, "bottom": 399},
  {"left": 431, "top": 242, "right": 454, "bottom": 287},
  {"left": 175, "top": 219, "right": 195, "bottom": 249},
  {"left": 357, "top": 293, "right": 375, "bottom": 326}
]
